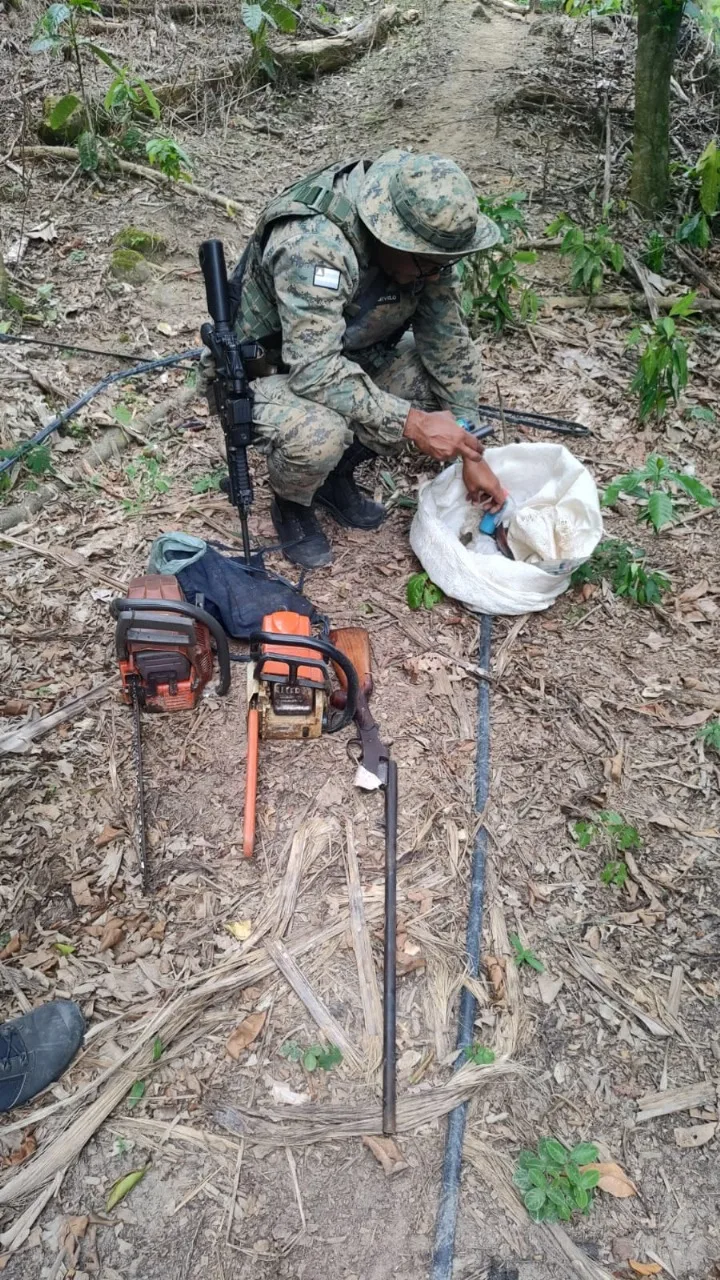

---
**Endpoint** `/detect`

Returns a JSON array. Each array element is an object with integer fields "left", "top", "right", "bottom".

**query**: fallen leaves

[
  {"left": 0, "top": 934, "right": 21, "bottom": 961},
  {"left": 628, "top": 1262, "right": 663, "bottom": 1276},
  {"left": 99, "top": 918, "right": 125, "bottom": 952},
  {"left": 225, "top": 919, "right": 253, "bottom": 942},
  {"left": 106, "top": 1165, "right": 148, "bottom": 1211},
  {"left": 580, "top": 1161, "right": 637, "bottom": 1198},
  {"left": 226, "top": 1010, "right": 266, "bottom": 1060},
  {"left": 95, "top": 824, "right": 124, "bottom": 848},
  {"left": 0, "top": 1132, "right": 37, "bottom": 1168},
  {"left": 484, "top": 954, "right": 506, "bottom": 1002},
  {"left": 674, "top": 1122, "right": 716, "bottom": 1148},
  {"left": 362, "top": 1135, "right": 408, "bottom": 1176}
]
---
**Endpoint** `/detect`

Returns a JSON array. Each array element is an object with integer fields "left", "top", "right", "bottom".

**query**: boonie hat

[{"left": 357, "top": 149, "right": 500, "bottom": 258}]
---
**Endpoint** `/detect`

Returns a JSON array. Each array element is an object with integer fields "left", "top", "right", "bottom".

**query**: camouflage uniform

[{"left": 233, "top": 151, "right": 500, "bottom": 505}]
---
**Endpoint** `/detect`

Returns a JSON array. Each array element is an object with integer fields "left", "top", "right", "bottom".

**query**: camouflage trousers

[{"left": 252, "top": 339, "right": 438, "bottom": 506}]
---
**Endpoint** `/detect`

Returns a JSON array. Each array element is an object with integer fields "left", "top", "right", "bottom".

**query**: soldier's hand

[
  {"left": 403, "top": 408, "right": 486, "bottom": 463},
  {"left": 462, "top": 455, "right": 507, "bottom": 513}
]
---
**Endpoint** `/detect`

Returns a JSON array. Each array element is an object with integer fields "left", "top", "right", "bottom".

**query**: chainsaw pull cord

[{"left": 110, "top": 597, "right": 232, "bottom": 696}]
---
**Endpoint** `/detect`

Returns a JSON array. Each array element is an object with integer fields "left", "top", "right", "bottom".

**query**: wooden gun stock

[{"left": 329, "top": 627, "right": 373, "bottom": 708}]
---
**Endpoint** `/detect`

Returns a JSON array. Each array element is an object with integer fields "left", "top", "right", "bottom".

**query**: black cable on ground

[
  {"left": 431, "top": 611, "right": 492, "bottom": 1280},
  {"left": 0, "top": 332, "right": 154, "bottom": 362},
  {"left": 0, "top": 346, "right": 202, "bottom": 477}
]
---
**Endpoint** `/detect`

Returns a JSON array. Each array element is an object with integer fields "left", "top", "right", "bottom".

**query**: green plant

[
  {"left": 127, "top": 1079, "right": 145, "bottom": 1107},
  {"left": 464, "top": 1044, "right": 496, "bottom": 1065},
  {"left": 457, "top": 193, "right": 539, "bottom": 332},
  {"left": 547, "top": 214, "right": 624, "bottom": 294},
  {"left": 280, "top": 1040, "right": 342, "bottom": 1071},
  {"left": 406, "top": 571, "right": 444, "bottom": 611},
  {"left": 571, "top": 539, "right": 670, "bottom": 606},
  {"left": 191, "top": 470, "right": 225, "bottom": 494},
  {"left": 602, "top": 451, "right": 716, "bottom": 530},
  {"left": 0, "top": 443, "right": 53, "bottom": 494},
  {"left": 241, "top": 0, "right": 298, "bottom": 79},
  {"left": 697, "top": 718, "right": 720, "bottom": 752},
  {"left": 123, "top": 455, "right": 172, "bottom": 511},
  {"left": 675, "top": 139, "right": 720, "bottom": 249},
  {"left": 563, "top": 0, "right": 623, "bottom": 16},
  {"left": 509, "top": 934, "right": 544, "bottom": 973},
  {"left": 571, "top": 810, "right": 640, "bottom": 854},
  {"left": 626, "top": 292, "right": 699, "bottom": 419},
  {"left": 145, "top": 137, "right": 192, "bottom": 182},
  {"left": 642, "top": 230, "right": 666, "bottom": 273},
  {"left": 513, "top": 1138, "right": 600, "bottom": 1223},
  {"left": 600, "top": 859, "right": 629, "bottom": 887}
]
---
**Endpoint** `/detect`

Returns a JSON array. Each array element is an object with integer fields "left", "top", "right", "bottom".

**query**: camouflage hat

[{"left": 357, "top": 149, "right": 500, "bottom": 259}]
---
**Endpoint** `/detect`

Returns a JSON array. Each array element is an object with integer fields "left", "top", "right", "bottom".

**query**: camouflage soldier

[{"left": 228, "top": 148, "right": 506, "bottom": 567}]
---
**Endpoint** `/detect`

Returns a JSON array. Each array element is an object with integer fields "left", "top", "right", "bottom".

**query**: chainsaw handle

[
  {"left": 247, "top": 632, "right": 359, "bottom": 733},
  {"left": 111, "top": 598, "right": 232, "bottom": 696},
  {"left": 328, "top": 627, "right": 373, "bottom": 709}
]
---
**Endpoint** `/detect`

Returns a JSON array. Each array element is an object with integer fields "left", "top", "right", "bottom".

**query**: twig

[
  {"left": 18, "top": 146, "right": 247, "bottom": 215},
  {"left": 674, "top": 244, "right": 720, "bottom": 300},
  {"left": 545, "top": 291, "right": 720, "bottom": 314},
  {"left": 602, "top": 92, "right": 612, "bottom": 212},
  {"left": 0, "top": 678, "right": 116, "bottom": 756},
  {"left": 627, "top": 252, "right": 659, "bottom": 321},
  {"left": 286, "top": 1149, "right": 306, "bottom": 1232}
]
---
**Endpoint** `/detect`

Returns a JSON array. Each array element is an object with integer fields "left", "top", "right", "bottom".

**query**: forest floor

[{"left": 1, "top": 0, "right": 720, "bottom": 1278}]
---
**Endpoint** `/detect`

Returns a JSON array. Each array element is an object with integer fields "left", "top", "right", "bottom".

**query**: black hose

[
  {"left": 0, "top": 346, "right": 202, "bottom": 477},
  {"left": 431, "top": 611, "right": 492, "bottom": 1280},
  {"left": 0, "top": 332, "right": 153, "bottom": 362}
]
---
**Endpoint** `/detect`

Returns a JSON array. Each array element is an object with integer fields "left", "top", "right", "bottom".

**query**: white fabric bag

[{"left": 409, "top": 442, "right": 603, "bottom": 616}]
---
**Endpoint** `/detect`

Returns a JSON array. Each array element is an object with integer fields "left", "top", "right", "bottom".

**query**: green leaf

[
  {"left": 106, "top": 1165, "right": 147, "bottom": 1211},
  {"left": 512, "top": 1165, "right": 533, "bottom": 1192},
  {"left": 303, "top": 1049, "right": 318, "bottom": 1071},
  {"left": 538, "top": 1138, "right": 568, "bottom": 1167},
  {"left": 465, "top": 1043, "right": 496, "bottom": 1065},
  {"left": 280, "top": 1040, "right": 303, "bottom": 1062},
  {"left": 571, "top": 820, "right": 596, "bottom": 850},
  {"left": 49, "top": 93, "right": 80, "bottom": 129},
  {"left": 524, "top": 1186, "right": 547, "bottom": 1220},
  {"left": 697, "top": 139, "right": 720, "bottom": 216},
  {"left": 579, "top": 1167, "right": 600, "bottom": 1189},
  {"left": 84, "top": 41, "right": 121, "bottom": 72},
  {"left": 313, "top": 1043, "right": 342, "bottom": 1071},
  {"left": 54, "top": 941, "right": 76, "bottom": 956},
  {"left": 264, "top": 0, "right": 298, "bottom": 31},
  {"left": 127, "top": 1079, "right": 145, "bottom": 1108},
  {"left": 77, "top": 130, "right": 99, "bottom": 171},
  {"left": 573, "top": 1183, "right": 589, "bottom": 1211},
  {"left": 672, "top": 472, "right": 717, "bottom": 508},
  {"left": 645, "top": 489, "right": 674, "bottom": 532},
  {"left": 569, "top": 1142, "right": 598, "bottom": 1165},
  {"left": 152, "top": 1036, "right": 164, "bottom": 1062},
  {"left": 406, "top": 572, "right": 428, "bottom": 611},
  {"left": 136, "top": 78, "right": 161, "bottom": 119},
  {"left": 241, "top": 1, "right": 265, "bottom": 29},
  {"left": 423, "top": 581, "right": 444, "bottom": 610},
  {"left": 669, "top": 290, "right": 698, "bottom": 319}
]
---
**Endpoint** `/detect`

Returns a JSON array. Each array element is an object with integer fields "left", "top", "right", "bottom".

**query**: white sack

[{"left": 409, "top": 442, "right": 602, "bottom": 617}]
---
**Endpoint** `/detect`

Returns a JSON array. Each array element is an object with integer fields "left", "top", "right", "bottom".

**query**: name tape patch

[{"left": 313, "top": 266, "right": 341, "bottom": 291}]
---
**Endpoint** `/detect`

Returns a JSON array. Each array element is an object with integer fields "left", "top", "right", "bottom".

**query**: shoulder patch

[{"left": 313, "top": 266, "right": 341, "bottom": 290}]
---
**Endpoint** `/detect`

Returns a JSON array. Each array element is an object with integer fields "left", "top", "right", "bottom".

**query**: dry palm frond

[{"left": 215, "top": 1059, "right": 525, "bottom": 1147}]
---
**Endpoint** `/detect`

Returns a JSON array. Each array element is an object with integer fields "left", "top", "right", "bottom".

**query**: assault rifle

[{"left": 199, "top": 239, "right": 263, "bottom": 563}]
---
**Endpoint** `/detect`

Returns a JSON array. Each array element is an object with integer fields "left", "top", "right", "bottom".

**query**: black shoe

[
  {"left": 271, "top": 495, "right": 333, "bottom": 569},
  {"left": 0, "top": 1000, "right": 85, "bottom": 1113},
  {"left": 314, "top": 442, "right": 387, "bottom": 530}
]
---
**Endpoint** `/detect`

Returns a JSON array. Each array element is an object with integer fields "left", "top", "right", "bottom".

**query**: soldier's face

[{"left": 373, "top": 242, "right": 444, "bottom": 287}]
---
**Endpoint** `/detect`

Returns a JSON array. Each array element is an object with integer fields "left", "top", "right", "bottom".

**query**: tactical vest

[{"left": 231, "top": 158, "right": 372, "bottom": 343}]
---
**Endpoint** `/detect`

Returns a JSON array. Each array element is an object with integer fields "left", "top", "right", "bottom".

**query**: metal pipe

[
  {"left": 431, "top": 612, "right": 492, "bottom": 1280},
  {"left": 382, "top": 757, "right": 398, "bottom": 1136}
]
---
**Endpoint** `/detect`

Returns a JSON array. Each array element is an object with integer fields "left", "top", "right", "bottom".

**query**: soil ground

[{"left": 1, "top": 1, "right": 720, "bottom": 1279}]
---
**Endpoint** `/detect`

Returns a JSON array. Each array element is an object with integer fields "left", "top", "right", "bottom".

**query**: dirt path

[{"left": 2, "top": 2, "right": 720, "bottom": 1279}]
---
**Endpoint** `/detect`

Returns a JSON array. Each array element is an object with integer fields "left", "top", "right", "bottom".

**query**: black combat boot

[
  {"left": 314, "top": 442, "right": 387, "bottom": 530},
  {"left": 271, "top": 494, "right": 333, "bottom": 569}
]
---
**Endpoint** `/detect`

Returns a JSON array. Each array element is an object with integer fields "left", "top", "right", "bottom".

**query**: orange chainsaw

[{"left": 110, "top": 574, "right": 231, "bottom": 887}]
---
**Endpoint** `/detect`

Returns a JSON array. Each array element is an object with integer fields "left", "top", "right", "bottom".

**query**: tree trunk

[{"left": 630, "top": 0, "right": 684, "bottom": 212}]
